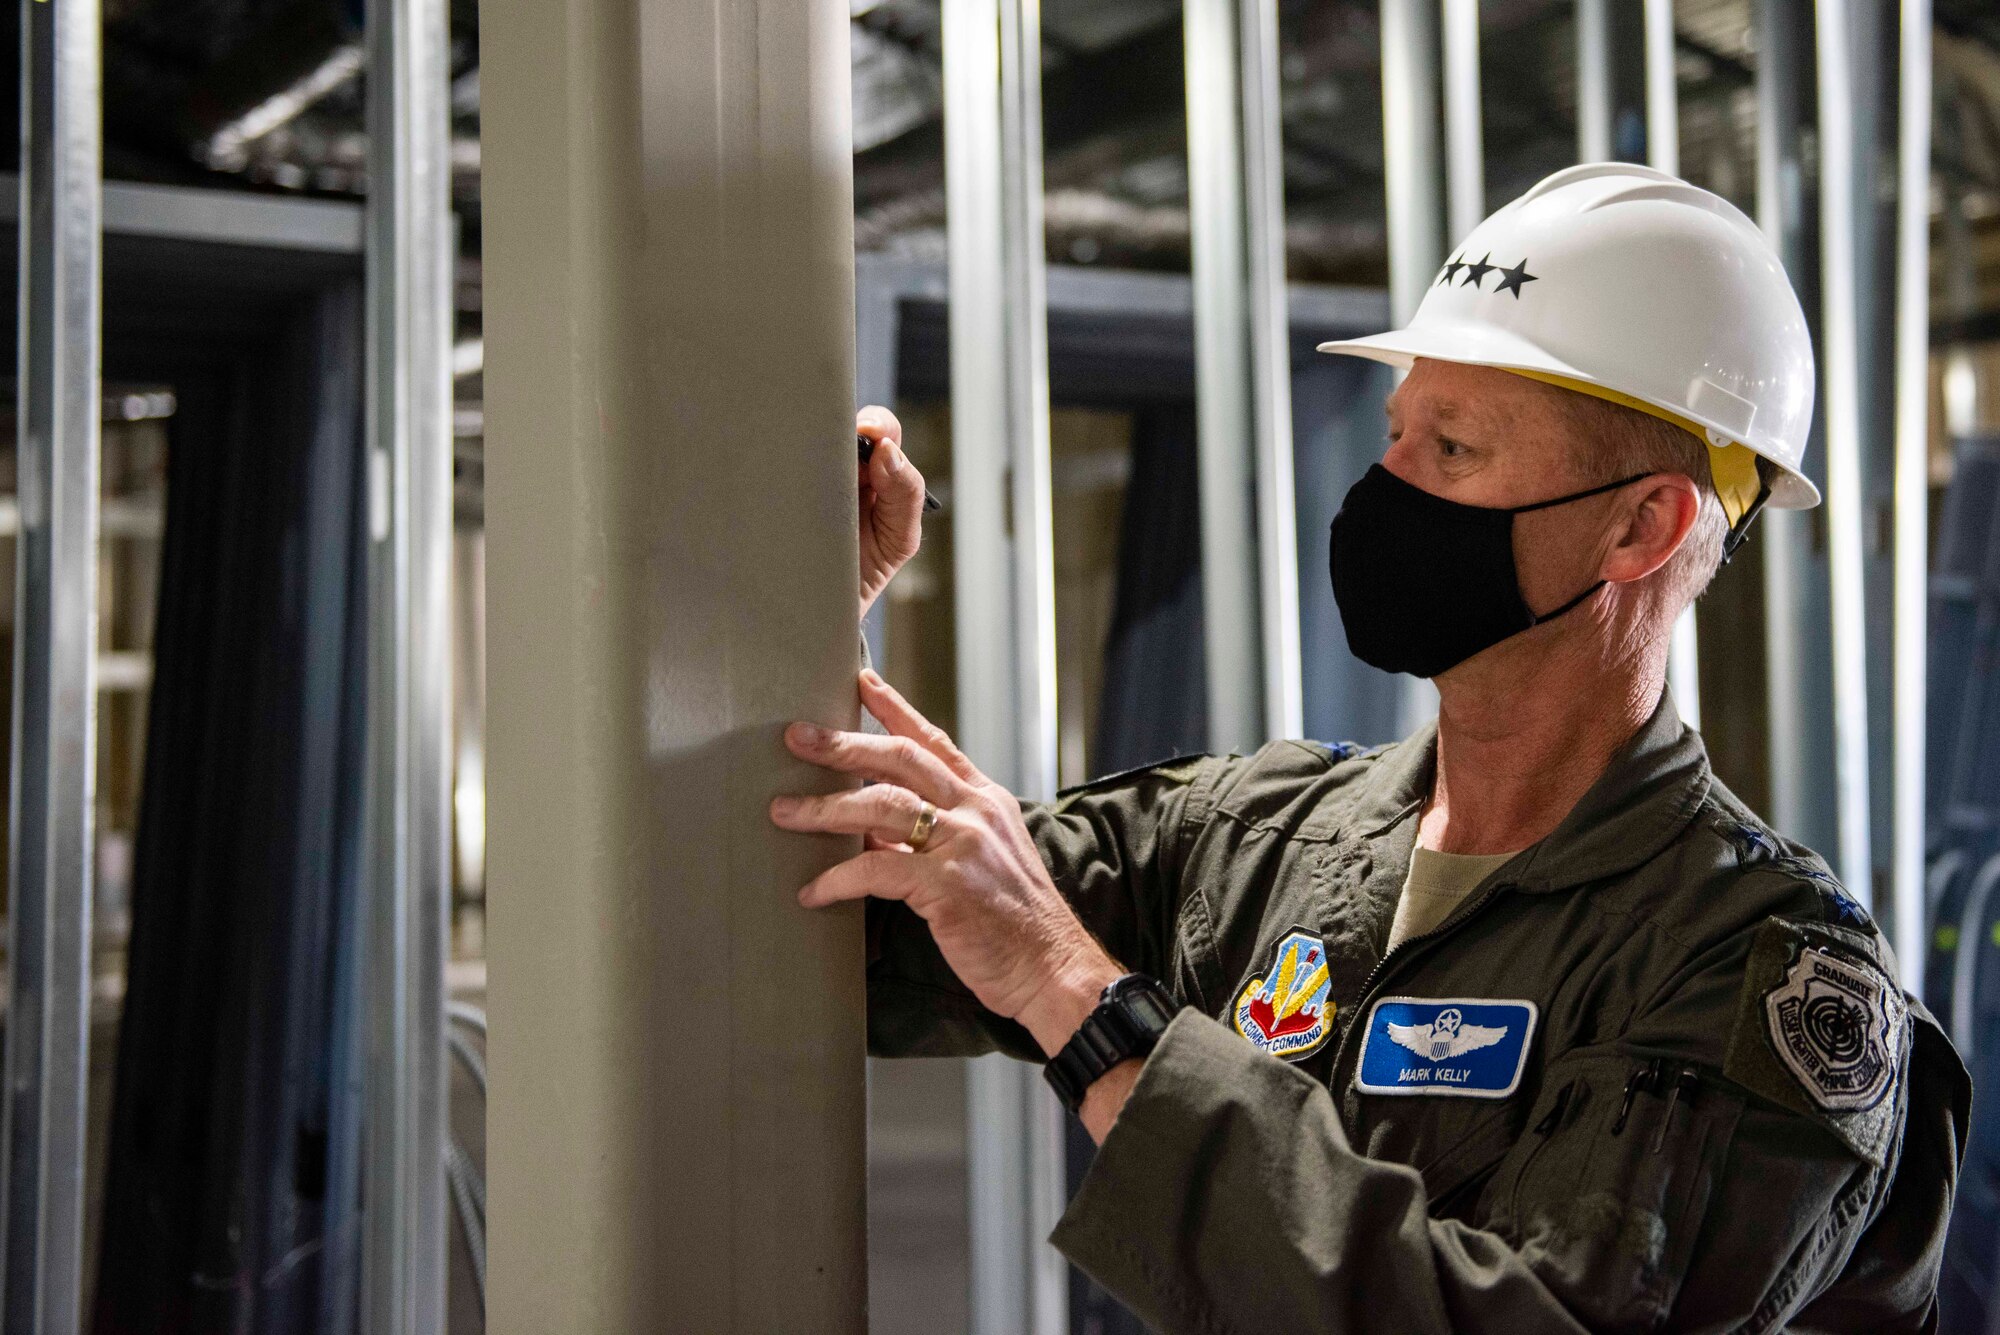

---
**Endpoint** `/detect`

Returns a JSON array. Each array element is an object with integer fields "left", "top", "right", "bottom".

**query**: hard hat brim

[{"left": 1316, "top": 323, "right": 1822, "bottom": 511}]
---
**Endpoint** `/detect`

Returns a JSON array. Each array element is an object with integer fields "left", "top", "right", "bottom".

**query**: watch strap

[{"left": 1042, "top": 974, "right": 1180, "bottom": 1114}]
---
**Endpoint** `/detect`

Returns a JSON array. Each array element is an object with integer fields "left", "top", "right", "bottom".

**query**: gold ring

[{"left": 907, "top": 801, "right": 938, "bottom": 852}]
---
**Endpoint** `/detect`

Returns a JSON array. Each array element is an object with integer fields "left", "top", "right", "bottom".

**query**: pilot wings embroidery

[{"left": 1387, "top": 1007, "right": 1508, "bottom": 1061}]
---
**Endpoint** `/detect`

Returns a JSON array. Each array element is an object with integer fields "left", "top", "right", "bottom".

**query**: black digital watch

[{"left": 1042, "top": 973, "right": 1181, "bottom": 1115}]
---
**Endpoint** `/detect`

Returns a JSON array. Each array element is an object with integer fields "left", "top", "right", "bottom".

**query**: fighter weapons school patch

[
  {"left": 1764, "top": 944, "right": 1904, "bottom": 1111},
  {"left": 1724, "top": 917, "right": 1909, "bottom": 1165},
  {"left": 1231, "top": 929, "right": 1334, "bottom": 1061},
  {"left": 1354, "top": 997, "right": 1538, "bottom": 1098}
]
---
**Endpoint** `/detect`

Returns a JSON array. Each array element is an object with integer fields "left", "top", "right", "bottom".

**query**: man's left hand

[
  {"left": 770, "top": 669, "right": 1121, "bottom": 1059},
  {"left": 856, "top": 407, "right": 923, "bottom": 620}
]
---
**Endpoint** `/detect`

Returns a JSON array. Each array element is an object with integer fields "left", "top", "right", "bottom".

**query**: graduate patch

[
  {"left": 1763, "top": 945, "right": 1904, "bottom": 1112},
  {"left": 1722, "top": 918, "right": 1905, "bottom": 1165},
  {"left": 1355, "top": 997, "right": 1537, "bottom": 1098},
  {"left": 1231, "top": 930, "right": 1333, "bottom": 1061}
]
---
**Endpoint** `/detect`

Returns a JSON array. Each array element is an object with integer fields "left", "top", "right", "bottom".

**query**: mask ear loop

[
  {"left": 1512, "top": 471, "right": 1651, "bottom": 625},
  {"left": 1527, "top": 579, "right": 1607, "bottom": 626},
  {"left": 1507, "top": 472, "right": 1655, "bottom": 514}
]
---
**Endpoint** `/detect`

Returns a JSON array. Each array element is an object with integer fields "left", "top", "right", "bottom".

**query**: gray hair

[{"left": 1545, "top": 387, "right": 1729, "bottom": 617}]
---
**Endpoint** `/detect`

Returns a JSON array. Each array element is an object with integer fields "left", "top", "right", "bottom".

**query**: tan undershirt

[{"left": 1386, "top": 846, "right": 1519, "bottom": 951}]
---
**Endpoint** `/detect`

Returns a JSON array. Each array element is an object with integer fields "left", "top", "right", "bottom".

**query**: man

[{"left": 772, "top": 165, "right": 1969, "bottom": 1331}]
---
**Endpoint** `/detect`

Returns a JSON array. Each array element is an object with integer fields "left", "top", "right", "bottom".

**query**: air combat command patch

[
  {"left": 1764, "top": 943, "right": 1905, "bottom": 1112},
  {"left": 1355, "top": 997, "right": 1539, "bottom": 1098},
  {"left": 1231, "top": 929, "right": 1333, "bottom": 1061}
]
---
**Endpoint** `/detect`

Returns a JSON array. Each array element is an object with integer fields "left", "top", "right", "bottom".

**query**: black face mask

[{"left": 1328, "top": 464, "right": 1648, "bottom": 679}]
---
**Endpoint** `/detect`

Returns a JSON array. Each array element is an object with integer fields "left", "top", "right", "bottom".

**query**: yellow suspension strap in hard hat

[{"left": 1500, "top": 369, "right": 1768, "bottom": 550}]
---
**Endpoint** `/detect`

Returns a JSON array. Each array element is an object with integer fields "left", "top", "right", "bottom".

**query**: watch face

[
  {"left": 1127, "top": 989, "right": 1178, "bottom": 1029},
  {"left": 1104, "top": 975, "right": 1176, "bottom": 1028}
]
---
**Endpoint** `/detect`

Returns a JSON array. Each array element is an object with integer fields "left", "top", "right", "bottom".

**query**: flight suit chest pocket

[{"left": 1486, "top": 1052, "right": 1746, "bottom": 1332}]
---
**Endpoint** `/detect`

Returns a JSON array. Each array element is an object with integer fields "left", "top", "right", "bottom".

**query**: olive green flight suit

[{"left": 866, "top": 694, "right": 1971, "bottom": 1334}]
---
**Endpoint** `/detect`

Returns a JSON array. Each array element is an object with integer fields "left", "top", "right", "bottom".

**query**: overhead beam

[
  {"left": 855, "top": 19, "right": 1184, "bottom": 214},
  {"left": 481, "top": 0, "right": 869, "bottom": 1328}
]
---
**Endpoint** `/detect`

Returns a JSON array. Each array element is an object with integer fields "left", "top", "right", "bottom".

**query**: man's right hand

[{"left": 857, "top": 406, "right": 924, "bottom": 619}]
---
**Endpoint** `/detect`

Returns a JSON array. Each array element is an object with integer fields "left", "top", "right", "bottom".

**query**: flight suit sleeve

[
  {"left": 865, "top": 755, "right": 1221, "bottom": 1061},
  {"left": 1049, "top": 919, "right": 1955, "bottom": 1335},
  {"left": 1785, "top": 1008, "right": 1968, "bottom": 1330}
]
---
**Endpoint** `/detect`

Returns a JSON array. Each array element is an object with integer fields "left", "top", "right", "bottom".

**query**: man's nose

[{"left": 1378, "top": 434, "right": 1431, "bottom": 490}]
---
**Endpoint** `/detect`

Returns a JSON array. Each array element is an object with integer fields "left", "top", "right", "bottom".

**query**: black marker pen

[{"left": 859, "top": 434, "right": 943, "bottom": 513}]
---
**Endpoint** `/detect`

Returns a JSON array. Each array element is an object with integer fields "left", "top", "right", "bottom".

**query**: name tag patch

[{"left": 1355, "top": 997, "right": 1538, "bottom": 1098}]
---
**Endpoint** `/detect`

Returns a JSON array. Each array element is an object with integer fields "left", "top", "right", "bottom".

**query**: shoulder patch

[
  {"left": 1230, "top": 929, "right": 1334, "bottom": 1061},
  {"left": 1724, "top": 918, "right": 1908, "bottom": 1164}
]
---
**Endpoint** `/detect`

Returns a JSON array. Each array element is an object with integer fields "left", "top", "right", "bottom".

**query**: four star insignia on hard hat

[
  {"left": 1493, "top": 258, "right": 1538, "bottom": 298},
  {"left": 1435, "top": 253, "right": 1538, "bottom": 298}
]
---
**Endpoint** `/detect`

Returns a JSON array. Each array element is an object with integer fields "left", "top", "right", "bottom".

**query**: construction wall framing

[{"left": 2, "top": 0, "right": 101, "bottom": 1325}]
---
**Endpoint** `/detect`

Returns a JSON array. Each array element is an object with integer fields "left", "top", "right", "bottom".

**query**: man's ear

[{"left": 1602, "top": 474, "right": 1700, "bottom": 585}]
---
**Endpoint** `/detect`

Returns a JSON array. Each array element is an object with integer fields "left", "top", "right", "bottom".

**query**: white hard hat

[{"left": 1319, "top": 162, "right": 1820, "bottom": 526}]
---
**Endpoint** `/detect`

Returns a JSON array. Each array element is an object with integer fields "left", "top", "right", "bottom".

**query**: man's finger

[
  {"left": 857, "top": 405, "right": 903, "bottom": 447},
  {"left": 798, "top": 849, "right": 921, "bottom": 909},
  {"left": 769, "top": 785, "right": 949, "bottom": 846},
  {"left": 783, "top": 722, "right": 970, "bottom": 805},
  {"left": 864, "top": 435, "right": 924, "bottom": 559},
  {"left": 858, "top": 670, "right": 984, "bottom": 784}
]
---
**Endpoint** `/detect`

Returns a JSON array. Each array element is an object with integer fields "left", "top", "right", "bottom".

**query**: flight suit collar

[
  {"left": 1322, "top": 687, "right": 1711, "bottom": 896},
  {"left": 1506, "top": 689, "right": 1711, "bottom": 893}
]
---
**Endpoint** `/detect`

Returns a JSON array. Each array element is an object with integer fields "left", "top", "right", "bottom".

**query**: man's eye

[{"left": 1439, "top": 439, "right": 1463, "bottom": 457}]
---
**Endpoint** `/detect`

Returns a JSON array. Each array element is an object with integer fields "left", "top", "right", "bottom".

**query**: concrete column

[{"left": 480, "top": 0, "right": 868, "bottom": 1328}]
